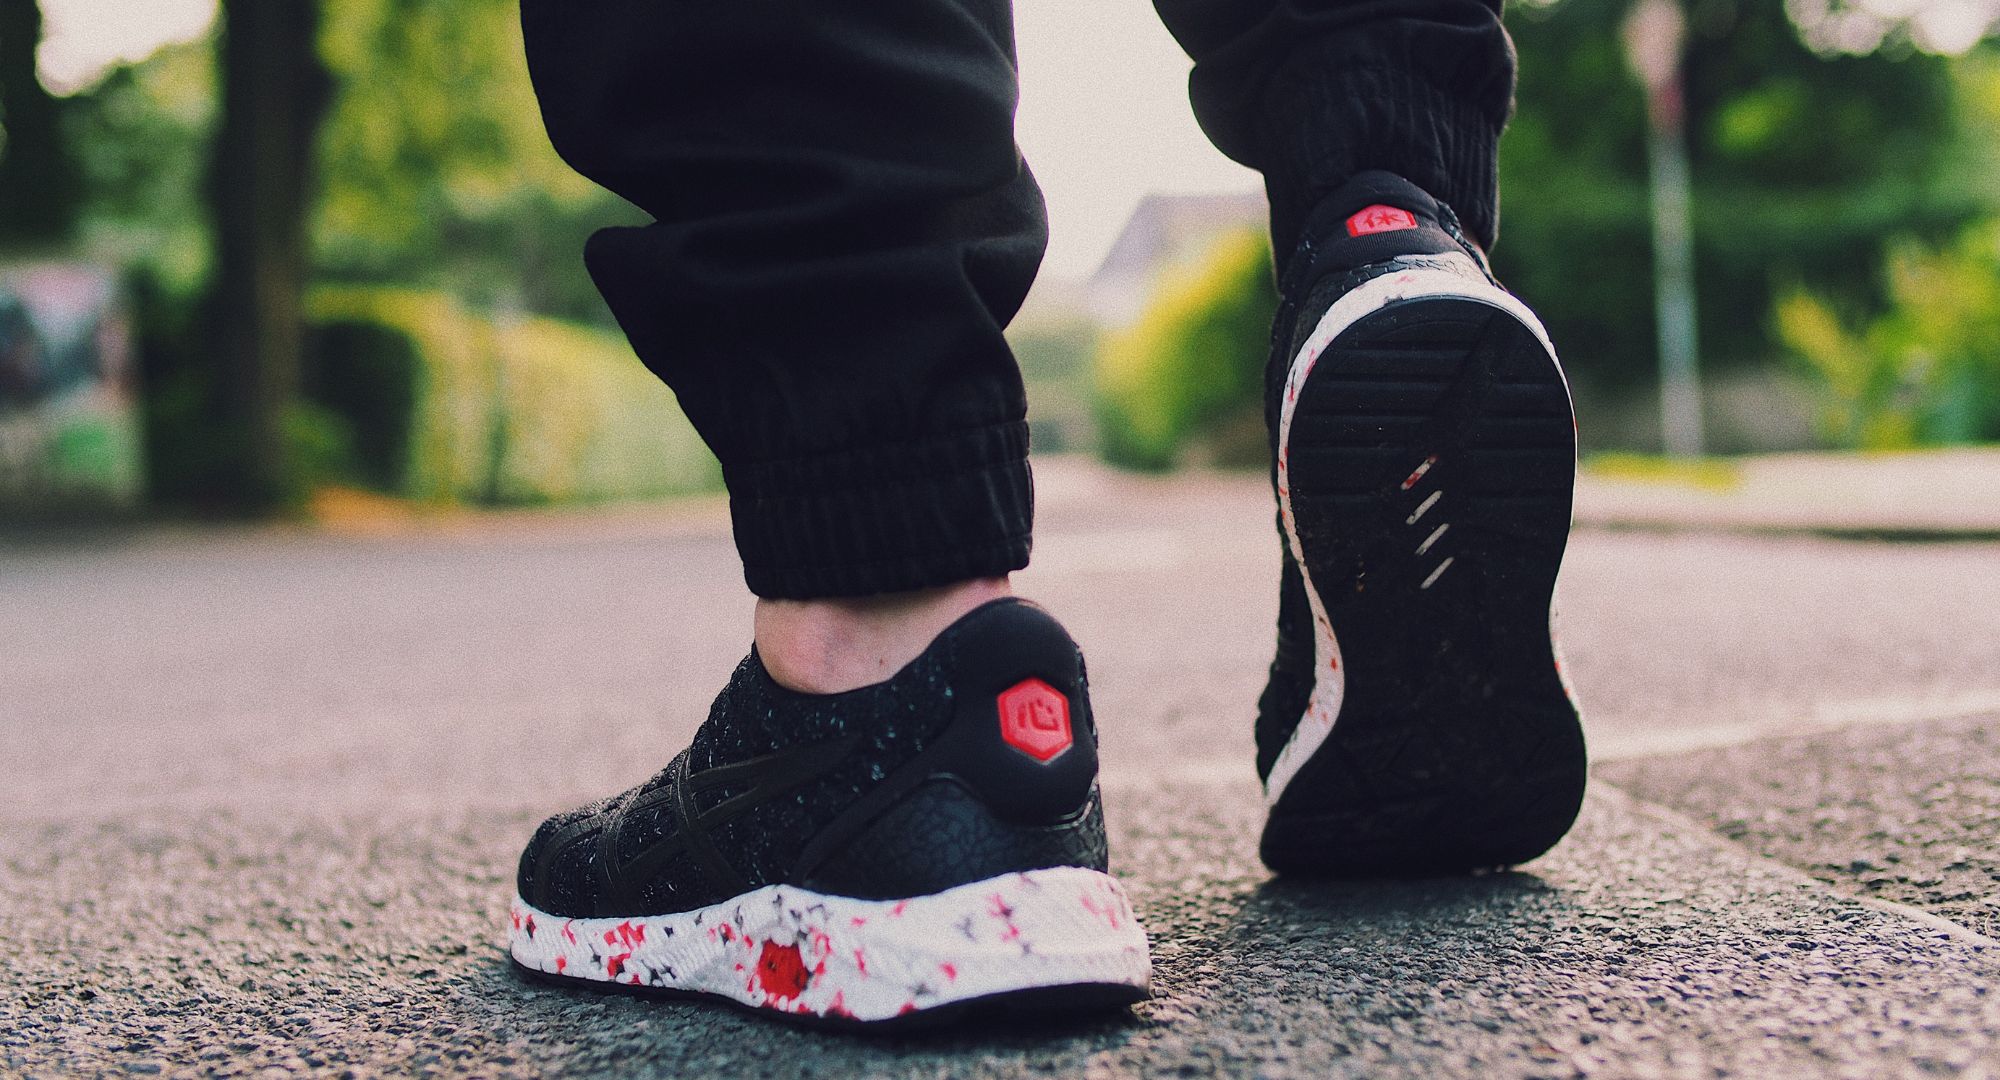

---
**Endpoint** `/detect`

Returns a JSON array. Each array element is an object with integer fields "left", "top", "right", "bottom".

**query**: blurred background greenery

[
  {"left": 1, "top": 0, "right": 1996, "bottom": 516},
  {"left": 1083, "top": 0, "right": 2000, "bottom": 469}
]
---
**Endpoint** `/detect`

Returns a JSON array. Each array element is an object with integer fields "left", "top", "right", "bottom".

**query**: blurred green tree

[
  {"left": 1088, "top": 0, "right": 1993, "bottom": 467},
  {"left": 199, "top": 0, "right": 333, "bottom": 510},
  {"left": 61, "top": 0, "right": 648, "bottom": 507},
  {"left": 65, "top": 0, "right": 639, "bottom": 326},
  {"left": 66, "top": 40, "right": 213, "bottom": 290},
  {"left": 314, "top": 0, "right": 639, "bottom": 323},
  {"left": 0, "top": 0, "right": 81, "bottom": 249},
  {"left": 1497, "top": 0, "right": 1983, "bottom": 404}
]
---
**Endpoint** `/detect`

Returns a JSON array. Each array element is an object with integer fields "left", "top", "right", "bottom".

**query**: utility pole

[{"left": 1624, "top": 0, "right": 1705, "bottom": 459}]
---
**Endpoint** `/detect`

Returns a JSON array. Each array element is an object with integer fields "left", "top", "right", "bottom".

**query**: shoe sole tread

[{"left": 1267, "top": 282, "right": 1587, "bottom": 877}]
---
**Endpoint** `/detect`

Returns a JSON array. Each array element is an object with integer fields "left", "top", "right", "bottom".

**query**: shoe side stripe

[
  {"left": 1266, "top": 253, "right": 1565, "bottom": 808},
  {"left": 532, "top": 796, "right": 633, "bottom": 908},
  {"left": 667, "top": 751, "right": 752, "bottom": 900},
  {"left": 612, "top": 736, "right": 860, "bottom": 897}
]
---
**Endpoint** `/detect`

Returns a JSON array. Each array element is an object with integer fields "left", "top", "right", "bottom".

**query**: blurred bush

[
  {"left": 1093, "top": 230, "right": 1276, "bottom": 471},
  {"left": 1010, "top": 313, "right": 1100, "bottom": 454},
  {"left": 307, "top": 288, "right": 719, "bottom": 503},
  {"left": 1776, "top": 220, "right": 2000, "bottom": 448}
]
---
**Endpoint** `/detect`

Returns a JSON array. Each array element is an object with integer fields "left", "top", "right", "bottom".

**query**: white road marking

[{"left": 1591, "top": 688, "right": 2000, "bottom": 762}]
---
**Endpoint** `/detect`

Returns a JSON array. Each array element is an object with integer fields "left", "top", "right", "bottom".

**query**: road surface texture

[{"left": 6, "top": 459, "right": 1999, "bottom": 1078}]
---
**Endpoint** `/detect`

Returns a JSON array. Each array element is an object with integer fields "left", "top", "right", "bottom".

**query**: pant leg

[
  {"left": 1152, "top": 0, "right": 1515, "bottom": 266},
  {"left": 521, "top": 0, "right": 1044, "bottom": 599}
]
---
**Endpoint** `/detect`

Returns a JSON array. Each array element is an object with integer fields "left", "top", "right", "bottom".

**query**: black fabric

[
  {"left": 517, "top": 598, "right": 1105, "bottom": 918},
  {"left": 521, "top": 0, "right": 1515, "bottom": 598},
  {"left": 1156, "top": 2, "right": 1515, "bottom": 261},
  {"left": 801, "top": 782, "right": 1109, "bottom": 901}
]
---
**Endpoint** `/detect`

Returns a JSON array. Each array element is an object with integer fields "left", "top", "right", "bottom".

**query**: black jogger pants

[{"left": 520, "top": 0, "right": 1515, "bottom": 598}]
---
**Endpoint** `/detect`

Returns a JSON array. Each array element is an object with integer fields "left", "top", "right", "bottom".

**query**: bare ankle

[{"left": 754, "top": 577, "right": 1013, "bottom": 694}]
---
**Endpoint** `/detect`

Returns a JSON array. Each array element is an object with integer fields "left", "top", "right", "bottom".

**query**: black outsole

[
  {"left": 512, "top": 957, "right": 1148, "bottom": 1034},
  {"left": 1266, "top": 295, "right": 1587, "bottom": 878}
]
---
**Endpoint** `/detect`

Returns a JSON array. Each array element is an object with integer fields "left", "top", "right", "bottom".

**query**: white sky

[
  {"left": 1788, "top": 0, "right": 2000, "bottom": 54},
  {"left": 35, "top": 0, "right": 1256, "bottom": 282},
  {"left": 1013, "top": 1, "right": 1260, "bottom": 279},
  {"left": 36, "top": 0, "right": 215, "bottom": 93}
]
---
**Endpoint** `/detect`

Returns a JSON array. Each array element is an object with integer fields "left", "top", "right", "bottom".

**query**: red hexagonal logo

[{"left": 997, "top": 677, "right": 1072, "bottom": 763}]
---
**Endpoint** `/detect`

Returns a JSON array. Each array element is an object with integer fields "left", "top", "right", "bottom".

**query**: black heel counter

[
  {"left": 933, "top": 599, "right": 1099, "bottom": 823},
  {"left": 796, "top": 600, "right": 1109, "bottom": 898}
]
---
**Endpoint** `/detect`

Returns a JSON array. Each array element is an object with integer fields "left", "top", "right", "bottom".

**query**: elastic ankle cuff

[
  {"left": 1259, "top": 57, "right": 1507, "bottom": 268},
  {"left": 726, "top": 421, "right": 1033, "bottom": 599}
]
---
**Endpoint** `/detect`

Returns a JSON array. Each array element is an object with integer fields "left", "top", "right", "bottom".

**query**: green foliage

[
  {"left": 1085, "top": 0, "right": 1996, "bottom": 468},
  {"left": 67, "top": 0, "right": 641, "bottom": 326},
  {"left": 315, "top": 0, "right": 642, "bottom": 323},
  {"left": 1497, "top": 0, "right": 1983, "bottom": 398},
  {"left": 1093, "top": 231, "right": 1276, "bottom": 471},
  {"left": 1776, "top": 220, "right": 2000, "bottom": 448},
  {"left": 305, "top": 316, "right": 418, "bottom": 487},
  {"left": 63, "top": 42, "right": 214, "bottom": 293},
  {"left": 62, "top": 2, "right": 671, "bottom": 508},
  {"left": 307, "top": 287, "right": 720, "bottom": 504}
]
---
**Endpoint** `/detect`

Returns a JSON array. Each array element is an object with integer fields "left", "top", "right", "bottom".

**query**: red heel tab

[
  {"left": 998, "top": 678, "right": 1072, "bottom": 763},
  {"left": 1347, "top": 205, "right": 1419, "bottom": 237}
]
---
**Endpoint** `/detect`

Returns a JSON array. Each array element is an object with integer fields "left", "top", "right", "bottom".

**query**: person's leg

[
  {"left": 522, "top": 0, "right": 1044, "bottom": 689},
  {"left": 1153, "top": 0, "right": 1513, "bottom": 265},
  {"left": 506, "top": 0, "right": 1151, "bottom": 1023},
  {"left": 1153, "top": 0, "right": 1588, "bottom": 875}
]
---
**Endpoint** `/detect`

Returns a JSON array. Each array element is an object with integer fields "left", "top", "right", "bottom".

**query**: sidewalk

[
  {"left": 1574, "top": 447, "right": 2000, "bottom": 539},
  {"left": 6, "top": 451, "right": 1999, "bottom": 1077}
]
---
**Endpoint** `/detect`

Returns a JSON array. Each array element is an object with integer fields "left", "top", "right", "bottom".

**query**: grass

[{"left": 1582, "top": 452, "right": 1744, "bottom": 490}]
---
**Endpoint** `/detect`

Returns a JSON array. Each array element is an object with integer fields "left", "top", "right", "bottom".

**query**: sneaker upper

[{"left": 516, "top": 598, "right": 1109, "bottom": 919}]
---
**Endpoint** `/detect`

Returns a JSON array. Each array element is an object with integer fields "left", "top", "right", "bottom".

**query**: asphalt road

[{"left": 5, "top": 459, "right": 1999, "bottom": 1077}]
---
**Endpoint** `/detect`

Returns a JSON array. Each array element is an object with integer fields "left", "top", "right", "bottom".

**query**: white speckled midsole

[{"left": 508, "top": 865, "right": 1151, "bottom": 1022}]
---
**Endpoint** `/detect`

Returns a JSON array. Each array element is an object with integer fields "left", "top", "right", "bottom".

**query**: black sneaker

[
  {"left": 508, "top": 598, "right": 1151, "bottom": 1026},
  {"left": 1254, "top": 171, "right": 1587, "bottom": 876}
]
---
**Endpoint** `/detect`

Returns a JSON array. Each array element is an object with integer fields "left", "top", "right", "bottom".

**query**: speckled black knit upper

[{"left": 516, "top": 598, "right": 1103, "bottom": 918}]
